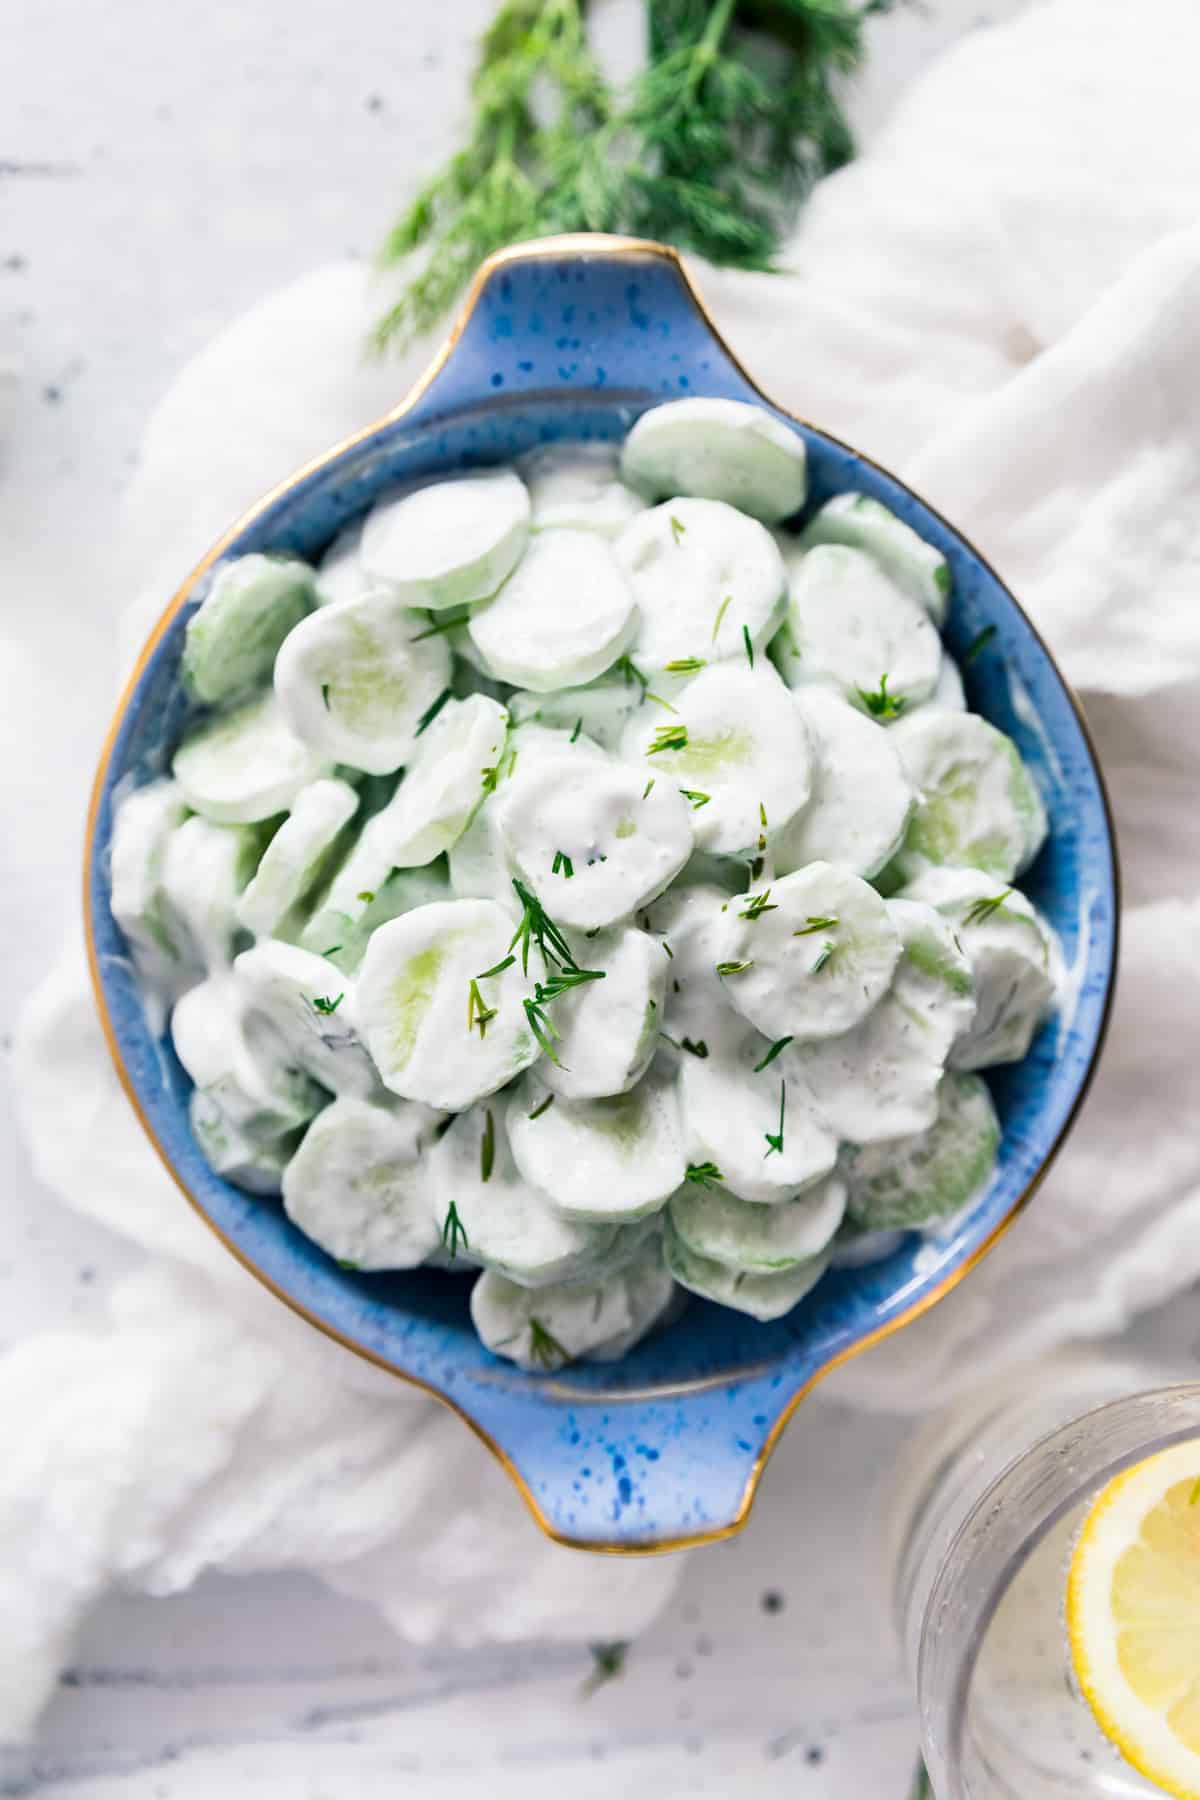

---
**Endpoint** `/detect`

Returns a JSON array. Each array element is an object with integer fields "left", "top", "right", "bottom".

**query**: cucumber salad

[{"left": 109, "top": 397, "right": 1061, "bottom": 1372}]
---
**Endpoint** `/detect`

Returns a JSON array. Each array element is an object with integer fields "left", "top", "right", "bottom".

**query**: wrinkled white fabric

[{"left": 8, "top": 0, "right": 1200, "bottom": 1742}]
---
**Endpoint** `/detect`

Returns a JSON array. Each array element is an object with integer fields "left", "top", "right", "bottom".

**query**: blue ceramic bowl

[{"left": 86, "top": 236, "right": 1118, "bottom": 1552}]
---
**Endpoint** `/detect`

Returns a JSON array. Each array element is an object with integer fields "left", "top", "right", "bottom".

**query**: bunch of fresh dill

[{"left": 373, "top": 0, "right": 900, "bottom": 349}]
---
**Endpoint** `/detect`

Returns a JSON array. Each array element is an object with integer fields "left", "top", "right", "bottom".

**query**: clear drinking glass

[{"left": 883, "top": 1351, "right": 1200, "bottom": 1797}]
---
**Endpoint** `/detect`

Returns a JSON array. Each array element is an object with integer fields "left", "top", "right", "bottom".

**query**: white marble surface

[{"left": 7, "top": 1, "right": 1194, "bottom": 1793}]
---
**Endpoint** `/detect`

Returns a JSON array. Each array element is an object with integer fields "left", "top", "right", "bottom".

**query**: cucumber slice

[
  {"left": 712, "top": 861, "right": 902, "bottom": 1043},
  {"left": 794, "top": 898, "right": 976, "bottom": 1143},
  {"left": 508, "top": 676, "right": 648, "bottom": 754},
  {"left": 428, "top": 1103, "right": 616, "bottom": 1287},
  {"left": 890, "top": 710, "right": 1048, "bottom": 882},
  {"left": 615, "top": 498, "right": 786, "bottom": 672},
  {"left": 468, "top": 528, "right": 636, "bottom": 692},
  {"left": 236, "top": 776, "right": 359, "bottom": 938},
  {"left": 161, "top": 814, "right": 267, "bottom": 967},
  {"left": 189, "top": 1090, "right": 299, "bottom": 1197},
  {"left": 669, "top": 1172, "right": 845, "bottom": 1271},
  {"left": 181, "top": 554, "right": 314, "bottom": 705},
  {"left": 446, "top": 720, "right": 605, "bottom": 907},
  {"left": 172, "top": 975, "right": 326, "bottom": 1142},
  {"left": 519, "top": 443, "right": 646, "bottom": 537},
  {"left": 234, "top": 940, "right": 378, "bottom": 1098},
  {"left": 359, "top": 694, "right": 509, "bottom": 869},
  {"left": 301, "top": 862, "right": 449, "bottom": 973},
  {"left": 506, "top": 1064, "right": 686, "bottom": 1223},
  {"left": 620, "top": 398, "right": 807, "bottom": 525},
  {"left": 356, "top": 897, "right": 539, "bottom": 1109},
  {"left": 109, "top": 778, "right": 192, "bottom": 972},
  {"left": 172, "top": 691, "right": 329, "bottom": 824},
  {"left": 663, "top": 1216, "right": 829, "bottom": 1322},
  {"left": 360, "top": 468, "right": 530, "bottom": 610},
  {"left": 843, "top": 1070, "right": 1000, "bottom": 1230},
  {"left": 471, "top": 1228, "right": 673, "bottom": 1370},
  {"left": 273, "top": 592, "right": 452, "bottom": 776},
  {"left": 801, "top": 493, "right": 950, "bottom": 626},
  {"left": 677, "top": 1036, "right": 838, "bottom": 1203},
  {"left": 773, "top": 544, "right": 941, "bottom": 715},
  {"left": 619, "top": 661, "right": 814, "bottom": 856},
  {"left": 495, "top": 747, "right": 693, "bottom": 930},
  {"left": 536, "top": 926, "right": 666, "bottom": 1100},
  {"left": 775, "top": 688, "right": 913, "bottom": 879},
  {"left": 281, "top": 1095, "right": 443, "bottom": 1269},
  {"left": 314, "top": 521, "right": 369, "bottom": 607},
  {"left": 902, "top": 866, "right": 1059, "bottom": 1069}
]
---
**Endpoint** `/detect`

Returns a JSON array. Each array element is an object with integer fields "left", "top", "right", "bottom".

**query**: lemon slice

[{"left": 1067, "top": 1440, "right": 1200, "bottom": 1798}]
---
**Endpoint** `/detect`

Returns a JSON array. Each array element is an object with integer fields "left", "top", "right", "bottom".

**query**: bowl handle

[
  {"left": 392, "top": 232, "right": 765, "bottom": 428},
  {"left": 454, "top": 1348, "right": 820, "bottom": 1554}
]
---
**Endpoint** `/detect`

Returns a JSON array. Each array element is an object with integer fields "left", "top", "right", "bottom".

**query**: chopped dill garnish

[
  {"left": 964, "top": 623, "right": 997, "bottom": 664},
  {"left": 582, "top": 1640, "right": 630, "bottom": 1697},
  {"left": 528, "top": 1315, "right": 570, "bottom": 1369},
  {"left": 740, "top": 889, "right": 777, "bottom": 921},
  {"left": 857, "top": 673, "right": 906, "bottom": 720},
  {"left": 615, "top": 653, "right": 648, "bottom": 692},
  {"left": 810, "top": 941, "right": 835, "bottom": 974},
  {"left": 963, "top": 891, "right": 1010, "bottom": 926},
  {"left": 509, "top": 877, "right": 575, "bottom": 973},
  {"left": 680, "top": 1037, "right": 709, "bottom": 1059},
  {"left": 337, "top": 1258, "right": 359, "bottom": 1271},
  {"left": 669, "top": 514, "right": 686, "bottom": 544},
  {"left": 528, "top": 1092, "right": 555, "bottom": 1121},
  {"left": 642, "top": 777, "right": 656, "bottom": 798},
  {"left": 320, "top": 683, "right": 332, "bottom": 710},
  {"left": 476, "top": 954, "right": 515, "bottom": 979},
  {"left": 356, "top": 890, "right": 376, "bottom": 903},
  {"left": 441, "top": 1200, "right": 469, "bottom": 1258},
  {"left": 685, "top": 1161, "right": 723, "bottom": 1188},
  {"left": 743, "top": 624, "right": 754, "bottom": 667},
  {"left": 570, "top": 716, "right": 583, "bottom": 743},
  {"left": 322, "top": 946, "right": 342, "bottom": 957},
  {"left": 311, "top": 993, "right": 344, "bottom": 1015},
  {"left": 716, "top": 959, "right": 753, "bottom": 976},
  {"left": 415, "top": 687, "right": 453, "bottom": 735},
  {"left": 712, "top": 594, "right": 733, "bottom": 641},
  {"left": 410, "top": 607, "right": 471, "bottom": 642},
  {"left": 754, "top": 1036, "right": 792, "bottom": 1073},
  {"left": 467, "top": 976, "right": 498, "bottom": 1039},
  {"left": 763, "top": 1080, "right": 786, "bottom": 1158},
  {"left": 793, "top": 914, "right": 838, "bottom": 936},
  {"left": 644, "top": 690, "right": 679, "bottom": 714},
  {"left": 679, "top": 788, "right": 710, "bottom": 808},
  {"left": 480, "top": 1108, "right": 495, "bottom": 1182},
  {"left": 647, "top": 723, "right": 689, "bottom": 755},
  {"left": 664, "top": 656, "right": 705, "bottom": 675},
  {"left": 661, "top": 939, "right": 674, "bottom": 959},
  {"left": 523, "top": 966, "right": 605, "bottom": 1065},
  {"left": 552, "top": 848, "right": 575, "bottom": 879}
]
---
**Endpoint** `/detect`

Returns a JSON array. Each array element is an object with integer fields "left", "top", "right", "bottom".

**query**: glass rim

[{"left": 917, "top": 1381, "right": 1200, "bottom": 1796}]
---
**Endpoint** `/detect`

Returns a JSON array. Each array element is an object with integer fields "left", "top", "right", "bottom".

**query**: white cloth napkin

[{"left": 8, "top": 0, "right": 1200, "bottom": 1744}]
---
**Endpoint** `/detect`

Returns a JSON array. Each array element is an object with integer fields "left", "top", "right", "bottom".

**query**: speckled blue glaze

[{"left": 87, "top": 240, "right": 1117, "bottom": 1550}]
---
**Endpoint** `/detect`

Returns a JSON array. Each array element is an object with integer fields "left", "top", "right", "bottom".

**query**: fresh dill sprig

[
  {"left": 743, "top": 623, "right": 754, "bottom": 667},
  {"left": 415, "top": 687, "right": 453, "bottom": 736},
  {"left": 679, "top": 787, "right": 710, "bottom": 808},
  {"left": 664, "top": 656, "right": 705, "bottom": 675},
  {"left": 712, "top": 594, "right": 733, "bottom": 641},
  {"left": 685, "top": 1160, "right": 723, "bottom": 1188},
  {"left": 793, "top": 914, "right": 838, "bottom": 936},
  {"left": 963, "top": 891, "right": 1010, "bottom": 926},
  {"left": 552, "top": 848, "right": 575, "bottom": 879},
  {"left": 857, "top": 672, "right": 907, "bottom": 720},
  {"left": 523, "top": 966, "right": 606, "bottom": 1065},
  {"left": 763, "top": 1079, "right": 786, "bottom": 1158},
  {"left": 480, "top": 1108, "right": 496, "bottom": 1182},
  {"left": 716, "top": 958, "right": 753, "bottom": 976},
  {"left": 740, "top": 889, "right": 777, "bottom": 921},
  {"left": 442, "top": 1200, "right": 470, "bottom": 1258},
  {"left": 528, "top": 1314, "right": 570, "bottom": 1369},
  {"left": 312, "top": 993, "right": 344, "bottom": 1015},
  {"left": 467, "top": 976, "right": 498, "bottom": 1038},
  {"left": 647, "top": 723, "right": 689, "bottom": 755},
  {"left": 964, "top": 623, "right": 997, "bottom": 664},
  {"left": 754, "top": 1035, "right": 792, "bottom": 1072},
  {"left": 509, "top": 876, "right": 575, "bottom": 972},
  {"left": 375, "top": 0, "right": 892, "bottom": 350}
]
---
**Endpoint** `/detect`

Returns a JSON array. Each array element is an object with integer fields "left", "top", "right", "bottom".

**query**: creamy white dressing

[{"left": 112, "top": 409, "right": 1060, "bottom": 1362}]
